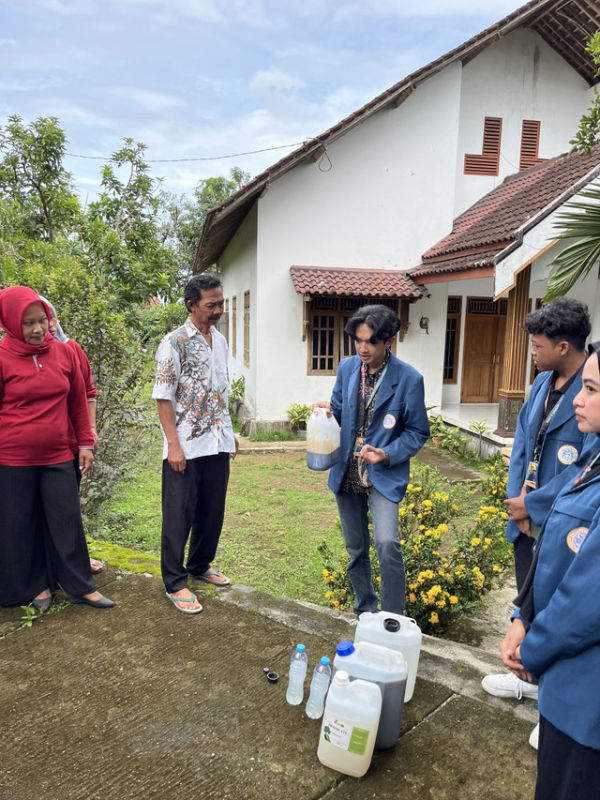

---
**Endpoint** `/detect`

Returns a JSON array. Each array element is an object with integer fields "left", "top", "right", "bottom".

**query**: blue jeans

[{"left": 335, "top": 488, "right": 406, "bottom": 616}]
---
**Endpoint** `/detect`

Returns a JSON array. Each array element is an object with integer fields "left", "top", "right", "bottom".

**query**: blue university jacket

[
  {"left": 328, "top": 354, "right": 430, "bottom": 503},
  {"left": 519, "top": 459, "right": 600, "bottom": 749},
  {"left": 506, "top": 368, "right": 587, "bottom": 543}
]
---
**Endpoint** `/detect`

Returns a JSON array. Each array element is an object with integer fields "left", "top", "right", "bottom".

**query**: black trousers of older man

[{"left": 160, "top": 452, "right": 230, "bottom": 594}]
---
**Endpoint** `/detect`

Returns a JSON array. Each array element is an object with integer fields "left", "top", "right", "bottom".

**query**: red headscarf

[{"left": 0, "top": 286, "right": 53, "bottom": 356}]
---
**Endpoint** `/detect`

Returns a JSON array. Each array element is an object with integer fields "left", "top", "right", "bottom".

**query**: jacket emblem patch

[
  {"left": 566, "top": 527, "right": 589, "bottom": 554},
  {"left": 558, "top": 445, "right": 578, "bottom": 465},
  {"left": 382, "top": 413, "right": 396, "bottom": 429}
]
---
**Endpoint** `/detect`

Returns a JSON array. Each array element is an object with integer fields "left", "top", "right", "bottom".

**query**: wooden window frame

[
  {"left": 217, "top": 298, "right": 229, "bottom": 344},
  {"left": 443, "top": 296, "right": 462, "bottom": 384},
  {"left": 243, "top": 290, "right": 250, "bottom": 368},
  {"left": 464, "top": 117, "right": 502, "bottom": 176},
  {"left": 231, "top": 296, "right": 237, "bottom": 358},
  {"left": 307, "top": 296, "right": 399, "bottom": 376}
]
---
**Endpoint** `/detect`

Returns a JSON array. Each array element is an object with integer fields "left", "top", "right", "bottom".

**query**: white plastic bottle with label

[
  {"left": 305, "top": 656, "right": 332, "bottom": 719},
  {"left": 317, "top": 670, "right": 382, "bottom": 778},
  {"left": 286, "top": 643, "right": 308, "bottom": 705}
]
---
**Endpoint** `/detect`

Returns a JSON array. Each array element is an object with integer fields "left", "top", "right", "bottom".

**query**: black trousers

[
  {"left": 0, "top": 462, "right": 94, "bottom": 605},
  {"left": 535, "top": 715, "right": 600, "bottom": 800},
  {"left": 161, "top": 453, "right": 230, "bottom": 593},
  {"left": 513, "top": 532, "right": 535, "bottom": 592}
]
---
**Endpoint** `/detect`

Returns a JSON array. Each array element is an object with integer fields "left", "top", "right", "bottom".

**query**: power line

[{"left": 65, "top": 141, "right": 307, "bottom": 163}]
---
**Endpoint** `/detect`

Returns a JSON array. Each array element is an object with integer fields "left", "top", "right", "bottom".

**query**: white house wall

[
  {"left": 218, "top": 205, "right": 258, "bottom": 416},
  {"left": 250, "top": 64, "right": 465, "bottom": 421},
  {"left": 454, "top": 28, "right": 591, "bottom": 218}
]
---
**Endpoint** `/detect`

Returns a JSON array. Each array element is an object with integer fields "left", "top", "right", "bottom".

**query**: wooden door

[{"left": 461, "top": 298, "right": 506, "bottom": 403}]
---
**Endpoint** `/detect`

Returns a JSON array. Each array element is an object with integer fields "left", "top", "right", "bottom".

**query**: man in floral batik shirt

[{"left": 152, "top": 274, "right": 237, "bottom": 614}]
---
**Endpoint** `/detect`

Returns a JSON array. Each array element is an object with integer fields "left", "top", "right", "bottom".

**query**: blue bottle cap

[
  {"left": 320, "top": 656, "right": 330, "bottom": 666},
  {"left": 336, "top": 640, "right": 355, "bottom": 657},
  {"left": 296, "top": 643, "right": 306, "bottom": 652}
]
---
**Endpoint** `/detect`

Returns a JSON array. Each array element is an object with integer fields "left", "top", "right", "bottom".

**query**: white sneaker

[
  {"left": 529, "top": 722, "right": 539, "bottom": 750},
  {"left": 481, "top": 672, "right": 538, "bottom": 700}
]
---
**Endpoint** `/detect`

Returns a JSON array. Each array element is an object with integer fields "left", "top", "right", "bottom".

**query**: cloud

[
  {"left": 104, "top": 87, "right": 186, "bottom": 112},
  {"left": 32, "top": 97, "right": 113, "bottom": 128},
  {"left": 250, "top": 67, "right": 306, "bottom": 97},
  {"left": 34, "top": 0, "right": 99, "bottom": 15}
]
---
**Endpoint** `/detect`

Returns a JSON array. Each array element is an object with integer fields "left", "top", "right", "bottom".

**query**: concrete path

[{"left": 0, "top": 568, "right": 537, "bottom": 800}]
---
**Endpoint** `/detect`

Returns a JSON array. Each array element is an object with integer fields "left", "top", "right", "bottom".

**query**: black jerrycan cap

[{"left": 383, "top": 617, "right": 401, "bottom": 633}]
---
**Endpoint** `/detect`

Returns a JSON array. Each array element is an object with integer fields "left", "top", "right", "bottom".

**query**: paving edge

[{"left": 216, "top": 584, "right": 539, "bottom": 724}]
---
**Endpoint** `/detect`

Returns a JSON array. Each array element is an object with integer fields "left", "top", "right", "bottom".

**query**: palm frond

[{"left": 545, "top": 185, "right": 600, "bottom": 301}]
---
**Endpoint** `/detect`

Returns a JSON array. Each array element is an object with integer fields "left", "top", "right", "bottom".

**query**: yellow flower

[
  {"left": 484, "top": 538, "right": 492, "bottom": 545},
  {"left": 452, "top": 504, "right": 459, "bottom": 511},
  {"left": 500, "top": 512, "right": 508, "bottom": 520},
  {"left": 325, "top": 590, "right": 332, "bottom": 598},
  {"left": 435, "top": 599, "right": 446, "bottom": 608},
  {"left": 429, "top": 612, "right": 439, "bottom": 624},
  {"left": 408, "top": 503, "right": 415, "bottom": 510},
  {"left": 376, "top": 576, "right": 381, "bottom": 583},
  {"left": 408, "top": 592, "right": 417, "bottom": 603},
  {"left": 322, "top": 569, "right": 330, "bottom": 577},
  {"left": 419, "top": 524, "right": 425, "bottom": 531},
  {"left": 471, "top": 537, "right": 481, "bottom": 547},
  {"left": 400, "top": 539, "right": 406, "bottom": 546},
  {"left": 422, "top": 499, "right": 432, "bottom": 507},
  {"left": 449, "top": 595, "right": 458, "bottom": 605},
  {"left": 493, "top": 565, "right": 502, "bottom": 573},
  {"left": 437, "top": 523, "right": 448, "bottom": 534}
]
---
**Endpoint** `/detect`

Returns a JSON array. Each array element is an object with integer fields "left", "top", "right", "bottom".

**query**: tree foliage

[
  {"left": 0, "top": 116, "right": 246, "bottom": 528},
  {"left": 570, "top": 32, "right": 600, "bottom": 154}
]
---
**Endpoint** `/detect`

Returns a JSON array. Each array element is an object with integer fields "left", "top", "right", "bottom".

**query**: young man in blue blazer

[
  {"left": 319, "top": 305, "right": 429, "bottom": 616},
  {"left": 482, "top": 298, "right": 591, "bottom": 742}
]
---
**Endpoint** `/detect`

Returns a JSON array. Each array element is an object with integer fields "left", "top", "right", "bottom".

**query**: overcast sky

[{"left": 1, "top": 0, "right": 521, "bottom": 201}]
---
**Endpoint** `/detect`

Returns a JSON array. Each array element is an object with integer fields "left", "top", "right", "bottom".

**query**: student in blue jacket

[
  {"left": 483, "top": 299, "right": 591, "bottom": 710},
  {"left": 501, "top": 342, "right": 600, "bottom": 800},
  {"left": 316, "top": 305, "right": 429, "bottom": 616}
]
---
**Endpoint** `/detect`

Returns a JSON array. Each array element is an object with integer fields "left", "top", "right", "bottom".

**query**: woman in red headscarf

[{"left": 0, "top": 286, "right": 114, "bottom": 610}]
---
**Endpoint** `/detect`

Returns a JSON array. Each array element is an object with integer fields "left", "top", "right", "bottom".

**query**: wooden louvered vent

[
  {"left": 464, "top": 117, "right": 502, "bottom": 176},
  {"left": 519, "top": 120, "right": 546, "bottom": 171}
]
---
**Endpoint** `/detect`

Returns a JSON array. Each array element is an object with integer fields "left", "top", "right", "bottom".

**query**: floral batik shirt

[{"left": 152, "top": 317, "right": 236, "bottom": 460}]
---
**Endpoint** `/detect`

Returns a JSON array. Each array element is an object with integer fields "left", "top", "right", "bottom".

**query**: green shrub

[{"left": 319, "top": 467, "right": 512, "bottom": 634}]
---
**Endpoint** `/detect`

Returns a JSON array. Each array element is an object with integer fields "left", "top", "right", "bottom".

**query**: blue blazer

[
  {"left": 328, "top": 354, "right": 430, "bottom": 503},
  {"left": 519, "top": 459, "right": 600, "bottom": 749},
  {"left": 506, "top": 368, "right": 587, "bottom": 543}
]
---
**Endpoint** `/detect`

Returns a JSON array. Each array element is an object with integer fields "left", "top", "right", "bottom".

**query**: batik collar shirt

[{"left": 152, "top": 317, "right": 236, "bottom": 459}]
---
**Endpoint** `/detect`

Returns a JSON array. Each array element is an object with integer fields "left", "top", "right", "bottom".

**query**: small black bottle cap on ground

[{"left": 266, "top": 671, "right": 279, "bottom": 683}]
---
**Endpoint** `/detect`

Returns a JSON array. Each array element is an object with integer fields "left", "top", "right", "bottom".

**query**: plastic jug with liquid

[
  {"left": 317, "top": 670, "right": 382, "bottom": 778},
  {"left": 354, "top": 611, "right": 421, "bottom": 702},
  {"left": 333, "top": 639, "right": 407, "bottom": 750},
  {"left": 306, "top": 408, "right": 340, "bottom": 471}
]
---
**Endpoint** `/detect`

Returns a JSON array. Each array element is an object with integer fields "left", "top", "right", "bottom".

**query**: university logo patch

[
  {"left": 566, "top": 527, "right": 589, "bottom": 554},
  {"left": 382, "top": 413, "right": 396, "bottom": 429},
  {"left": 557, "top": 445, "right": 578, "bottom": 465}
]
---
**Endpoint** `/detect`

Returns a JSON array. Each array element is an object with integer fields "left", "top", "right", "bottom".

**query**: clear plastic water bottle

[
  {"left": 286, "top": 643, "right": 308, "bottom": 705},
  {"left": 305, "top": 656, "right": 332, "bottom": 719}
]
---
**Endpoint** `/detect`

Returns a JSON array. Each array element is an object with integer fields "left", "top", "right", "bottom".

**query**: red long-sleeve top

[{"left": 0, "top": 341, "right": 95, "bottom": 466}]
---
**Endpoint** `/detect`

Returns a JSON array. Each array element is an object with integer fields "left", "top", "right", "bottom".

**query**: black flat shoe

[
  {"left": 32, "top": 596, "right": 52, "bottom": 612},
  {"left": 68, "top": 594, "right": 115, "bottom": 609}
]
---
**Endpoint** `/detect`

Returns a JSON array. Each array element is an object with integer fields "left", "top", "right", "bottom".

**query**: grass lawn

[{"left": 100, "top": 429, "right": 344, "bottom": 605}]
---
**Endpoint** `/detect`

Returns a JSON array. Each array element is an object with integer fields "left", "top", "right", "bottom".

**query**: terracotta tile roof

[
  {"left": 412, "top": 147, "right": 600, "bottom": 279},
  {"left": 195, "top": 1, "right": 600, "bottom": 273},
  {"left": 289, "top": 266, "right": 427, "bottom": 299}
]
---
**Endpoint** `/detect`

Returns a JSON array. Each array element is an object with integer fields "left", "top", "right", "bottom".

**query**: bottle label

[{"left": 322, "top": 717, "right": 369, "bottom": 755}]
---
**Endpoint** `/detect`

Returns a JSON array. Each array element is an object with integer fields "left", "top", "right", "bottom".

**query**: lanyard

[
  {"left": 574, "top": 449, "right": 600, "bottom": 485},
  {"left": 531, "top": 388, "right": 565, "bottom": 462},
  {"left": 356, "top": 357, "right": 389, "bottom": 437}
]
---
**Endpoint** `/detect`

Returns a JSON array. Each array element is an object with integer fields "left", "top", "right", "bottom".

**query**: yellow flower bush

[{"left": 318, "top": 461, "right": 513, "bottom": 634}]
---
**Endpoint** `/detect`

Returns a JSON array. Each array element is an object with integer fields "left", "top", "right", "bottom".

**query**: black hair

[
  {"left": 183, "top": 273, "right": 222, "bottom": 308},
  {"left": 344, "top": 304, "right": 400, "bottom": 343},
  {"left": 524, "top": 297, "right": 590, "bottom": 352},
  {"left": 587, "top": 341, "right": 600, "bottom": 372}
]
